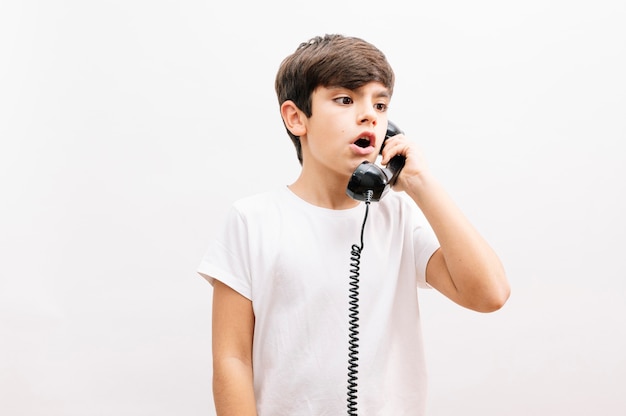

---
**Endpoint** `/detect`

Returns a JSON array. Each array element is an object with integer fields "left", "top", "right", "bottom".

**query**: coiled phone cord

[{"left": 347, "top": 190, "right": 373, "bottom": 416}]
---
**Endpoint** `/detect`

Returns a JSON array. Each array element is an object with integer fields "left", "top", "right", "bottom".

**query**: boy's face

[{"left": 302, "top": 82, "right": 391, "bottom": 179}]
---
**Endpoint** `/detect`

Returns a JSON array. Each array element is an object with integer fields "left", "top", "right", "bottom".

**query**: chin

[{"left": 347, "top": 159, "right": 366, "bottom": 173}]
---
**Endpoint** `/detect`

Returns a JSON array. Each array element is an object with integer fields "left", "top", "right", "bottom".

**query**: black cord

[{"left": 347, "top": 190, "right": 373, "bottom": 416}]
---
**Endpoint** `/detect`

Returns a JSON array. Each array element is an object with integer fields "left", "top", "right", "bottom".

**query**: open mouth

[{"left": 354, "top": 138, "right": 371, "bottom": 148}]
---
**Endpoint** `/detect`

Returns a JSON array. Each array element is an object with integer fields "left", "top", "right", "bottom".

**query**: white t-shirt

[{"left": 198, "top": 186, "right": 440, "bottom": 415}]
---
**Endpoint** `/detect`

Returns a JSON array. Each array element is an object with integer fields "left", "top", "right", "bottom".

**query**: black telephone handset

[{"left": 346, "top": 121, "right": 406, "bottom": 202}]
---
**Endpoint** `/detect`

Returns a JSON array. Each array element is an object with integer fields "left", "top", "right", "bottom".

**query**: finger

[{"left": 381, "top": 137, "right": 407, "bottom": 164}]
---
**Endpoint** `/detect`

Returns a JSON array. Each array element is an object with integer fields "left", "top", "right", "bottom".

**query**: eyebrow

[
  {"left": 360, "top": 88, "right": 391, "bottom": 101},
  {"left": 372, "top": 90, "right": 391, "bottom": 99},
  {"left": 327, "top": 85, "right": 391, "bottom": 98}
]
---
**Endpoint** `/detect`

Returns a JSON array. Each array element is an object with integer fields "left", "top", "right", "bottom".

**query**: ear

[{"left": 280, "top": 100, "right": 307, "bottom": 137}]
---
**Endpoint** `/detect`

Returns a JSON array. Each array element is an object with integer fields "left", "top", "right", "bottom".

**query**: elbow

[
  {"left": 478, "top": 291, "right": 510, "bottom": 313},
  {"left": 476, "top": 276, "right": 511, "bottom": 313}
]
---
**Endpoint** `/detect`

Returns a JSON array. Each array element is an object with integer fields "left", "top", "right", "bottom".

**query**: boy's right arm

[{"left": 211, "top": 279, "right": 257, "bottom": 416}]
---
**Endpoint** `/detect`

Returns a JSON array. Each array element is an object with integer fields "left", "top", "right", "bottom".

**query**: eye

[
  {"left": 374, "top": 102, "right": 388, "bottom": 112},
  {"left": 334, "top": 96, "right": 353, "bottom": 105}
]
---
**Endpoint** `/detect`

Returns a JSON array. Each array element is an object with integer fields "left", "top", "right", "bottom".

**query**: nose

[{"left": 357, "top": 104, "right": 377, "bottom": 127}]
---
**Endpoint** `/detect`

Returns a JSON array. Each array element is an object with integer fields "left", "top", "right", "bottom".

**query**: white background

[{"left": 1, "top": 0, "right": 625, "bottom": 415}]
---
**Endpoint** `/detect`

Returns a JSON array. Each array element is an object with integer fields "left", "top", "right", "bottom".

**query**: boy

[{"left": 198, "top": 34, "right": 510, "bottom": 416}]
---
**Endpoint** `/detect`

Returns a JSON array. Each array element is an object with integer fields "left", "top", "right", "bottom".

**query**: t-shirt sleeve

[
  {"left": 197, "top": 205, "right": 252, "bottom": 300},
  {"left": 410, "top": 201, "right": 440, "bottom": 289},
  {"left": 414, "top": 229, "right": 440, "bottom": 289}
]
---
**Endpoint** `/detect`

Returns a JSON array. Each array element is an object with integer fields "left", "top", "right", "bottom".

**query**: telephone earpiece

[{"left": 346, "top": 121, "right": 406, "bottom": 202}]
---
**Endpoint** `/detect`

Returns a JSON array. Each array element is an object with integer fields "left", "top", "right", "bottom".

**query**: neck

[{"left": 288, "top": 174, "right": 360, "bottom": 210}]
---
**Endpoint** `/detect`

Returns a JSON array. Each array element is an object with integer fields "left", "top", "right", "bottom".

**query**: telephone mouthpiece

[{"left": 346, "top": 162, "right": 390, "bottom": 201}]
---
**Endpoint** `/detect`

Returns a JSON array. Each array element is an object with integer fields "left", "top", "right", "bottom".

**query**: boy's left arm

[{"left": 382, "top": 134, "right": 510, "bottom": 312}]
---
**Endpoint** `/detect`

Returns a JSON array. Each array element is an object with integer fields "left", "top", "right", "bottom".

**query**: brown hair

[{"left": 275, "top": 34, "right": 395, "bottom": 164}]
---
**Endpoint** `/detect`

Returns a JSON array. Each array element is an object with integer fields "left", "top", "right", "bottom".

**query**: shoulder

[
  {"left": 371, "top": 191, "right": 431, "bottom": 229},
  {"left": 228, "top": 186, "right": 294, "bottom": 223},
  {"left": 375, "top": 191, "right": 420, "bottom": 217}
]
